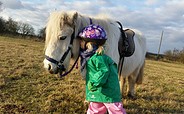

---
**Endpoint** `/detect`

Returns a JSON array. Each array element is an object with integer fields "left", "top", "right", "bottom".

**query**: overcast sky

[{"left": 0, "top": 0, "right": 184, "bottom": 53}]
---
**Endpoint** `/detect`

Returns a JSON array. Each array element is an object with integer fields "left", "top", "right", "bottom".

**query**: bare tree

[
  {"left": 5, "top": 17, "right": 18, "bottom": 34},
  {"left": 18, "top": 22, "right": 35, "bottom": 36},
  {"left": 0, "top": 17, "right": 6, "bottom": 33},
  {"left": 38, "top": 27, "right": 46, "bottom": 39}
]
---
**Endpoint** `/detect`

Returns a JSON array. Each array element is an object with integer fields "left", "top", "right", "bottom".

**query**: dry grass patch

[{"left": 0, "top": 36, "right": 183, "bottom": 113}]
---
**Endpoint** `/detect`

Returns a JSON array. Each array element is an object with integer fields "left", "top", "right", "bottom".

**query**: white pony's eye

[{"left": 58, "top": 35, "right": 67, "bottom": 40}]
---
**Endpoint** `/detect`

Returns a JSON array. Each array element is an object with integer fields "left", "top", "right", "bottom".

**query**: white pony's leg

[
  {"left": 136, "top": 61, "right": 145, "bottom": 84},
  {"left": 127, "top": 67, "right": 140, "bottom": 98},
  {"left": 127, "top": 75, "right": 136, "bottom": 98},
  {"left": 127, "top": 60, "right": 145, "bottom": 98},
  {"left": 119, "top": 75, "right": 126, "bottom": 98}
]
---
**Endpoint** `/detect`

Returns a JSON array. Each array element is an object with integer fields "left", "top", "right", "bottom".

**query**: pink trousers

[{"left": 87, "top": 102, "right": 126, "bottom": 114}]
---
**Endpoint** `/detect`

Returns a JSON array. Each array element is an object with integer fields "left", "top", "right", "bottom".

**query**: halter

[
  {"left": 45, "top": 28, "right": 79, "bottom": 78},
  {"left": 45, "top": 18, "right": 93, "bottom": 78}
]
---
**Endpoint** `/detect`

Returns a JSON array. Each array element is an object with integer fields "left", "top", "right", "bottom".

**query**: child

[{"left": 78, "top": 24, "right": 126, "bottom": 114}]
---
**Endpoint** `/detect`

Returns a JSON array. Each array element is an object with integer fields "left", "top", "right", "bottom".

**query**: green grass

[{"left": 0, "top": 36, "right": 184, "bottom": 114}]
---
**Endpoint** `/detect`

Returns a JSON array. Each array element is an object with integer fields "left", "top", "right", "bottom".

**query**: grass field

[{"left": 0, "top": 36, "right": 184, "bottom": 114}]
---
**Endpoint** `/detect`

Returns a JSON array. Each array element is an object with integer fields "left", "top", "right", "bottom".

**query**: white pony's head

[{"left": 43, "top": 11, "right": 80, "bottom": 75}]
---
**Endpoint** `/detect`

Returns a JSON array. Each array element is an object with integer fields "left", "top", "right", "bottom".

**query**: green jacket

[{"left": 86, "top": 53, "right": 121, "bottom": 103}]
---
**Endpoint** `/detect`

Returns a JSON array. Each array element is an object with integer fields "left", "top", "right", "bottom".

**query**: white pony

[{"left": 43, "top": 11, "right": 146, "bottom": 98}]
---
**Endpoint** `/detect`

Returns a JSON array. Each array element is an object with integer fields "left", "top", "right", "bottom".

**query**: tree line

[
  {"left": 147, "top": 48, "right": 184, "bottom": 64},
  {"left": 0, "top": 17, "right": 34, "bottom": 36},
  {"left": 0, "top": 16, "right": 45, "bottom": 38},
  {"left": 0, "top": 2, "right": 45, "bottom": 38},
  {"left": 164, "top": 48, "right": 184, "bottom": 63}
]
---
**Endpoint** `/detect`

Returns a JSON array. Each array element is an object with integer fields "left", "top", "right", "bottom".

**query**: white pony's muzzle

[{"left": 43, "top": 59, "right": 59, "bottom": 74}]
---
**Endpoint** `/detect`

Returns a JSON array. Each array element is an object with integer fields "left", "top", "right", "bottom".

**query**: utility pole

[{"left": 157, "top": 30, "right": 164, "bottom": 60}]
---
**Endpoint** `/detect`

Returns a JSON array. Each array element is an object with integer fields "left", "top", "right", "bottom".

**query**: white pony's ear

[{"left": 73, "top": 12, "right": 78, "bottom": 25}]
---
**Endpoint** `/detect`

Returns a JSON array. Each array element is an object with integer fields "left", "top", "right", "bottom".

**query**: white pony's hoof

[{"left": 127, "top": 92, "right": 136, "bottom": 99}]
